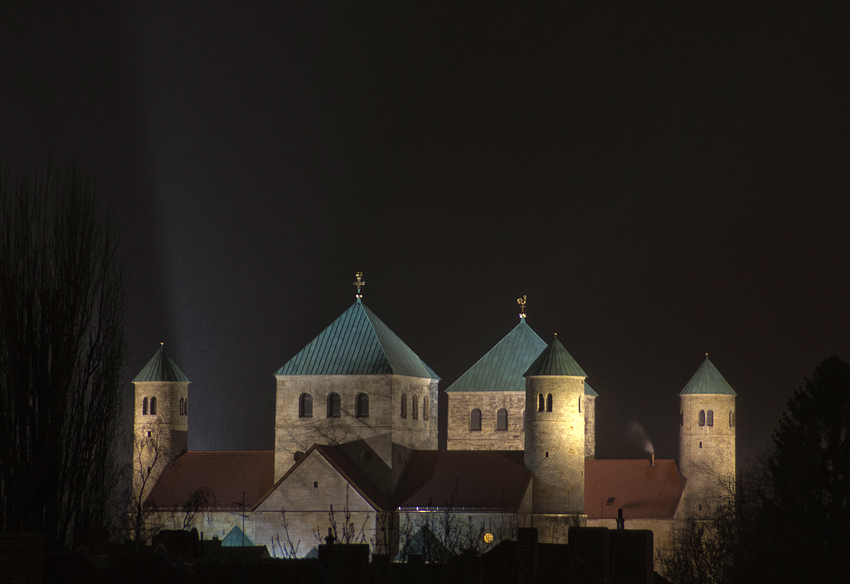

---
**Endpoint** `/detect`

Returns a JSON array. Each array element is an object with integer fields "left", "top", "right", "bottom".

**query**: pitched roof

[
  {"left": 275, "top": 299, "right": 439, "bottom": 379},
  {"left": 524, "top": 336, "right": 587, "bottom": 377},
  {"left": 394, "top": 450, "right": 531, "bottom": 510},
  {"left": 145, "top": 451, "right": 274, "bottom": 510},
  {"left": 584, "top": 459, "right": 685, "bottom": 520},
  {"left": 446, "top": 318, "right": 547, "bottom": 393},
  {"left": 680, "top": 357, "right": 737, "bottom": 396},
  {"left": 133, "top": 344, "right": 190, "bottom": 383},
  {"left": 585, "top": 382, "right": 599, "bottom": 397},
  {"left": 261, "top": 443, "right": 390, "bottom": 511}
]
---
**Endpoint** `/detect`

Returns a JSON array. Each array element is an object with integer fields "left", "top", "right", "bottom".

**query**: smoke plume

[{"left": 629, "top": 421, "right": 655, "bottom": 455}]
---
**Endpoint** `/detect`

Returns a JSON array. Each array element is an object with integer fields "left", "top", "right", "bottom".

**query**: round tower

[
  {"left": 583, "top": 382, "right": 598, "bottom": 460},
  {"left": 132, "top": 344, "right": 190, "bottom": 502},
  {"left": 678, "top": 355, "right": 737, "bottom": 517},
  {"left": 524, "top": 335, "right": 587, "bottom": 516}
]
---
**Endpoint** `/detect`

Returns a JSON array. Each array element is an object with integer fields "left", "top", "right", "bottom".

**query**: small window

[
  {"left": 707, "top": 410, "right": 714, "bottom": 427},
  {"left": 578, "top": 397, "right": 581, "bottom": 413},
  {"left": 143, "top": 397, "right": 148, "bottom": 416},
  {"left": 546, "top": 394, "right": 553, "bottom": 412},
  {"left": 150, "top": 397, "right": 157, "bottom": 415},
  {"left": 412, "top": 397, "right": 419, "bottom": 420},
  {"left": 327, "top": 393, "right": 341, "bottom": 418},
  {"left": 496, "top": 408, "right": 508, "bottom": 431},
  {"left": 470, "top": 408, "right": 482, "bottom": 431},
  {"left": 729, "top": 410, "right": 734, "bottom": 427},
  {"left": 179, "top": 397, "right": 184, "bottom": 415},
  {"left": 356, "top": 393, "right": 369, "bottom": 418},
  {"left": 423, "top": 398, "right": 429, "bottom": 420},
  {"left": 299, "top": 393, "right": 313, "bottom": 418},
  {"left": 401, "top": 394, "right": 408, "bottom": 419},
  {"left": 537, "top": 394, "right": 544, "bottom": 412},
  {"left": 699, "top": 410, "right": 705, "bottom": 426}
]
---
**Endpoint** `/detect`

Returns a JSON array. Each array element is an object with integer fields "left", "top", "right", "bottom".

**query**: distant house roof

[
  {"left": 133, "top": 344, "right": 190, "bottom": 383},
  {"left": 275, "top": 299, "right": 439, "bottom": 379},
  {"left": 394, "top": 450, "right": 531, "bottom": 511},
  {"left": 446, "top": 318, "right": 546, "bottom": 393},
  {"left": 584, "top": 459, "right": 685, "bottom": 520},
  {"left": 680, "top": 356, "right": 737, "bottom": 396},
  {"left": 145, "top": 451, "right": 274, "bottom": 510},
  {"left": 260, "top": 443, "right": 390, "bottom": 511},
  {"left": 524, "top": 336, "right": 587, "bottom": 377}
]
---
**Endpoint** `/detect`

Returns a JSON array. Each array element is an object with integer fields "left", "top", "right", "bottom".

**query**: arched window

[
  {"left": 546, "top": 394, "right": 553, "bottom": 412},
  {"left": 578, "top": 397, "right": 582, "bottom": 413},
  {"left": 179, "top": 397, "right": 184, "bottom": 415},
  {"left": 327, "top": 393, "right": 341, "bottom": 418},
  {"left": 423, "top": 398, "right": 429, "bottom": 420},
  {"left": 412, "top": 397, "right": 419, "bottom": 420},
  {"left": 142, "top": 397, "right": 148, "bottom": 415},
  {"left": 729, "top": 410, "right": 734, "bottom": 427},
  {"left": 150, "top": 397, "right": 157, "bottom": 415},
  {"left": 537, "top": 394, "right": 544, "bottom": 412},
  {"left": 496, "top": 408, "right": 508, "bottom": 431},
  {"left": 699, "top": 410, "right": 706, "bottom": 426},
  {"left": 707, "top": 410, "right": 714, "bottom": 427},
  {"left": 299, "top": 393, "right": 313, "bottom": 418},
  {"left": 470, "top": 408, "right": 482, "bottom": 431},
  {"left": 356, "top": 393, "right": 369, "bottom": 417},
  {"left": 401, "top": 394, "right": 407, "bottom": 419}
]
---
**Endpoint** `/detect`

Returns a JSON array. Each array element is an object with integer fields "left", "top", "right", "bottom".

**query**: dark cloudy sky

[{"left": 2, "top": 1, "right": 849, "bottom": 466}]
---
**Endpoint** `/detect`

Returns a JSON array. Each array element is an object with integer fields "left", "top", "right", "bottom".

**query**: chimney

[{"left": 650, "top": 453, "right": 655, "bottom": 467}]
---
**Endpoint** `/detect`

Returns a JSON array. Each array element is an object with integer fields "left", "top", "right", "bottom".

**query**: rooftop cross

[
  {"left": 517, "top": 295, "right": 527, "bottom": 319},
  {"left": 353, "top": 272, "right": 365, "bottom": 298}
]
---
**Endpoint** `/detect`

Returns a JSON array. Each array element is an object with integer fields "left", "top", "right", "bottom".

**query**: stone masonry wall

[
  {"left": 678, "top": 394, "right": 736, "bottom": 517},
  {"left": 446, "top": 391, "right": 525, "bottom": 450},
  {"left": 274, "top": 374, "right": 435, "bottom": 483},
  {"left": 584, "top": 395, "right": 596, "bottom": 459},
  {"left": 525, "top": 376, "right": 585, "bottom": 515},
  {"left": 133, "top": 381, "right": 189, "bottom": 500}
]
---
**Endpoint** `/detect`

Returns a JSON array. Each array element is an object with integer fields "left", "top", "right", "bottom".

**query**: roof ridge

[{"left": 133, "top": 344, "right": 190, "bottom": 383}]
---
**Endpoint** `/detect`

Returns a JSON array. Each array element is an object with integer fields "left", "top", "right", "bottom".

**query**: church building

[{"left": 134, "top": 277, "right": 737, "bottom": 560}]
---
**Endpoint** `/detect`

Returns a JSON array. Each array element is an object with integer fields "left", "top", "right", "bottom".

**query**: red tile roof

[
  {"left": 584, "top": 459, "right": 685, "bottom": 520},
  {"left": 394, "top": 450, "right": 531, "bottom": 510},
  {"left": 145, "top": 451, "right": 274, "bottom": 510}
]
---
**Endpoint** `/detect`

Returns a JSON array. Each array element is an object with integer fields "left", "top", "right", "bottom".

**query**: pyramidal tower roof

[
  {"left": 275, "top": 298, "right": 439, "bottom": 379},
  {"left": 133, "top": 344, "right": 190, "bottom": 383},
  {"left": 584, "top": 381, "right": 599, "bottom": 396},
  {"left": 680, "top": 356, "right": 737, "bottom": 396},
  {"left": 446, "top": 317, "right": 547, "bottom": 393},
  {"left": 523, "top": 335, "right": 587, "bottom": 377}
]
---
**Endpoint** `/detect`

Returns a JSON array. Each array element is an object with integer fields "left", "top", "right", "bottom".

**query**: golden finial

[
  {"left": 517, "top": 295, "right": 527, "bottom": 319},
  {"left": 353, "top": 272, "right": 365, "bottom": 298}
]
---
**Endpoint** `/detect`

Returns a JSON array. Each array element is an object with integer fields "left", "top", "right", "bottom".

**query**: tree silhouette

[
  {"left": 753, "top": 355, "right": 850, "bottom": 583},
  {"left": 0, "top": 163, "right": 126, "bottom": 550}
]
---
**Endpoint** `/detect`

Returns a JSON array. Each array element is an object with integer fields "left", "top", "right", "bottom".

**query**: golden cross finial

[
  {"left": 353, "top": 272, "right": 365, "bottom": 298},
  {"left": 517, "top": 295, "right": 527, "bottom": 319}
]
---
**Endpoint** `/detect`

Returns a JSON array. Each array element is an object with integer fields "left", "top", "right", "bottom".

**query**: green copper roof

[
  {"left": 523, "top": 336, "right": 587, "bottom": 377},
  {"left": 275, "top": 299, "right": 439, "bottom": 379},
  {"left": 680, "top": 357, "right": 737, "bottom": 396},
  {"left": 585, "top": 382, "right": 599, "bottom": 397},
  {"left": 133, "top": 345, "right": 190, "bottom": 383},
  {"left": 445, "top": 317, "right": 547, "bottom": 393}
]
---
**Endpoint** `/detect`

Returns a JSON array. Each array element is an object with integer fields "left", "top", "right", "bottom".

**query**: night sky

[{"left": 3, "top": 1, "right": 849, "bottom": 467}]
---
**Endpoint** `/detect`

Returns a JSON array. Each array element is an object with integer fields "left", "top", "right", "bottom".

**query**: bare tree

[
  {"left": 126, "top": 420, "right": 171, "bottom": 544},
  {"left": 0, "top": 163, "right": 126, "bottom": 550}
]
